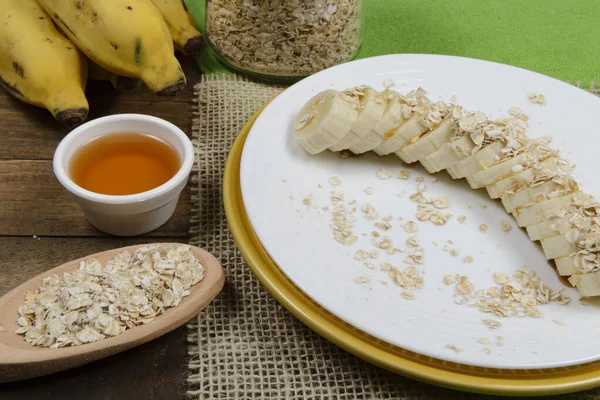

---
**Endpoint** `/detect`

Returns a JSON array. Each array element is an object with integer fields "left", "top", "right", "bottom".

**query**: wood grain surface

[{"left": 0, "top": 54, "right": 201, "bottom": 399}]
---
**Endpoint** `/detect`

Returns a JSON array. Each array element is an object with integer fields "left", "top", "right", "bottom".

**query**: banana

[
  {"left": 372, "top": 89, "right": 432, "bottom": 156},
  {"left": 349, "top": 91, "right": 406, "bottom": 154},
  {"left": 396, "top": 117, "right": 453, "bottom": 163},
  {"left": 0, "top": 0, "right": 88, "bottom": 126},
  {"left": 38, "top": 0, "right": 186, "bottom": 95},
  {"left": 487, "top": 157, "right": 559, "bottom": 199},
  {"left": 541, "top": 235, "right": 577, "bottom": 260},
  {"left": 150, "top": 0, "right": 205, "bottom": 56},
  {"left": 330, "top": 87, "right": 387, "bottom": 152},
  {"left": 527, "top": 219, "right": 558, "bottom": 241},
  {"left": 87, "top": 58, "right": 141, "bottom": 90},
  {"left": 420, "top": 135, "right": 476, "bottom": 173},
  {"left": 502, "top": 180, "right": 576, "bottom": 214},
  {"left": 514, "top": 192, "right": 580, "bottom": 227},
  {"left": 569, "top": 272, "right": 600, "bottom": 297},
  {"left": 446, "top": 141, "right": 504, "bottom": 179},
  {"left": 294, "top": 90, "right": 359, "bottom": 155}
]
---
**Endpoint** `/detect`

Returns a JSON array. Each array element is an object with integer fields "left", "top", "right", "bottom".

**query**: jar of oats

[{"left": 205, "top": 0, "right": 363, "bottom": 82}]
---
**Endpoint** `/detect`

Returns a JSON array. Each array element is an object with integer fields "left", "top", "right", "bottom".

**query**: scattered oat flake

[
  {"left": 482, "top": 319, "right": 502, "bottom": 330},
  {"left": 281, "top": 179, "right": 287, "bottom": 183},
  {"left": 580, "top": 298, "right": 589, "bottom": 305},
  {"left": 480, "top": 204, "right": 487, "bottom": 209},
  {"left": 364, "top": 262, "right": 376, "bottom": 270},
  {"left": 432, "top": 241, "right": 439, "bottom": 246},
  {"left": 401, "top": 291, "right": 415, "bottom": 300},
  {"left": 376, "top": 169, "right": 391, "bottom": 179},
  {"left": 477, "top": 338, "right": 491, "bottom": 345},
  {"left": 496, "top": 336, "right": 504, "bottom": 346},
  {"left": 499, "top": 220, "right": 512, "bottom": 232},
  {"left": 374, "top": 221, "right": 392, "bottom": 231},
  {"left": 302, "top": 194, "right": 312, "bottom": 205},
  {"left": 446, "top": 344, "right": 463, "bottom": 353},
  {"left": 322, "top": 206, "right": 329, "bottom": 211},
  {"left": 532, "top": 351, "right": 539, "bottom": 355},
  {"left": 528, "top": 93, "right": 546, "bottom": 104},
  {"left": 433, "top": 196, "right": 451, "bottom": 209},
  {"left": 354, "top": 276, "right": 370, "bottom": 284},
  {"left": 317, "top": 184, "right": 322, "bottom": 189},
  {"left": 415, "top": 176, "right": 424, "bottom": 182},
  {"left": 553, "top": 319, "right": 567, "bottom": 326},
  {"left": 329, "top": 176, "right": 341, "bottom": 186},
  {"left": 483, "top": 348, "right": 491, "bottom": 355},
  {"left": 354, "top": 250, "right": 369, "bottom": 261},
  {"left": 381, "top": 280, "right": 388, "bottom": 286},
  {"left": 397, "top": 170, "right": 410, "bottom": 180},
  {"left": 479, "top": 224, "right": 488, "bottom": 232},
  {"left": 450, "top": 248, "right": 460, "bottom": 257},
  {"left": 492, "top": 272, "right": 509, "bottom": 284},
  {"left": 404, "top": 221, "right": 418, "bottom": 233},
  {"left": 383, "top": 77, "right": 396, "bottom": 89},
  {"left": 364, "top": 186, "right": 373, "bottom": 195},
  {"left": 508, "top": 107, "right": 521, "bottom": 116},
  {"left": 464, "top": 255, "right": 473, "bottom": 263}
]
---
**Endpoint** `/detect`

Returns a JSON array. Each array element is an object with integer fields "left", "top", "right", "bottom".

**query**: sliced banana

[
  {"left": 487, "top": 157, "right": 559, "bottom": 199},
  {"left": 514, "top": 192, "right": 580, "bottom": 227},
  {"left": 395, "top": 118, "right": 454, "bottom": 163},
  {"left": 420, "top": 135, "right": 476, "bottom": 173},
  {"left": 527, "top": 219, "right": 559, "bottom": 241},
  {"left": 293, "top": 90, "right": 359, "bottom": 155},
  {"left": 541, "top": 235, "right": 577, "bottom": 260},
  {"left": 348, "top": 90, "right": 405, "bottom": 154},
  {"left": 569, "top": 272, "right": 600, "bottom": 297},
  {"left": 467, "top": 152, "right": 530, "bottom": 189},
  {"left": 329, "top": 87, "right": 387, "bottom": 152},
  {"left": 502, "top": 180, "right": 574, "bottom": 214},
  {"left": 447, "top": 141, "right": 504, "bottom": 179}
]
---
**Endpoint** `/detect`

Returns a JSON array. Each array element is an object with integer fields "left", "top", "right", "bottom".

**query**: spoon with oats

[{"left": 0, "top": 243, "right": 224, "bottom": 383}]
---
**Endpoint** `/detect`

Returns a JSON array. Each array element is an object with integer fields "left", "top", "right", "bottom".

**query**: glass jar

[{"left": 205, "top": 0, "right": 363, "bottom": 82}]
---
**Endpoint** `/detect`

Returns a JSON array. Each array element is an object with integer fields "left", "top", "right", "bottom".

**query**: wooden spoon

[{"left": 0, "top": 243, "right": 224, "bottom": 384}]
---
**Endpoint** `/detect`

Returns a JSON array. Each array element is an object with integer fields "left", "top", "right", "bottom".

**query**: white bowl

[{"left": 53, "top": 114, "right": 194, "bottom": 237}]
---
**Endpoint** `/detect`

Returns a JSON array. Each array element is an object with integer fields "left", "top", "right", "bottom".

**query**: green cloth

[{"left": 185, "top": 0, "right": 599, "bottom": 85}]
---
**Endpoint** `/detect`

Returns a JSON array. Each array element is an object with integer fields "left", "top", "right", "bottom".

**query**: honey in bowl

[{"left": 69, "top": 132, "right": 180, "bottom": 195}]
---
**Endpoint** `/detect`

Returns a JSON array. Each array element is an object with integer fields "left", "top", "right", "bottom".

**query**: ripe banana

[
  {"left": 150, "top": 0, "right": 205, "bottom": 56},
  {"left": 0, "top": 0, "right": 88, "bottom": 126},
  {"left": 87, "top": 59, "right": 141, "bottom": 91},
  {"left": 37, "top": 0, "right": 186, "bottom": 95}
]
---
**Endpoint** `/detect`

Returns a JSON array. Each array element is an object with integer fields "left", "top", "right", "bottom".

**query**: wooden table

[{"left": 0, "top": 55, "right": 200, "bottom": 399}]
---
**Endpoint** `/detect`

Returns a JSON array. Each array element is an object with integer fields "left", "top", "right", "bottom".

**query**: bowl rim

[{"left": 52, "top": 114, "right": 194, "bottom": 205}]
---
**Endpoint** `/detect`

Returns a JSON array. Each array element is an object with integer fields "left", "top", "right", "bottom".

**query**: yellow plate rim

[{"left": 223, "top": 104, "right": 600, "bottom": 396}]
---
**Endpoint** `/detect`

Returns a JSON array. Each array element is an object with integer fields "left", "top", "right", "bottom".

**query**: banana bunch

[
  {"left": 0, "top": 0, "right": 205, "bottom": 125},
  {"left": 294, "top": 86, "right": 600, "bottom": 297},
  {"left": 0, "top": 0, "right": 89, "bottom": 126}
]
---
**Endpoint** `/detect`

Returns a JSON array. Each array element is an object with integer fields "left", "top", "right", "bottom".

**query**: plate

[
  {"left": 239, "top": 54, "right": 600, "bottom": 370},
  {"left": 224, "top": 106, "right": 600, "bottom": 395}
]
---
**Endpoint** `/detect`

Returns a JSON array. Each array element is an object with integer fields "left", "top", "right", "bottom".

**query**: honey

[{"left": 69, "top": 132, "right": 180, "bottom": 195}]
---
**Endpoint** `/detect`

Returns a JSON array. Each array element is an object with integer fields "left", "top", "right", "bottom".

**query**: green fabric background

[{"left": 186, "top": 0, "right": 599, "bottom": 84}]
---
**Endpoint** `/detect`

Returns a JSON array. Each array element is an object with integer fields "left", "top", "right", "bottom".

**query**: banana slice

[
  {"left": 541, "top": 235, "right": 577, "bottom": 260},
  {"left": 371, "top": 89, "right": 431, "bottom": 156},
  {"left": 446, "top": 141, "right": 504, "bottom": 179},
  {"left": 527, "top": 219, "right": 559, "bottom": 241},
  {"left": 514, "top": 192, "right": 580, "bottom": 227},
  {"left": 348, "top": 90, "right": 405, "bottom": 154},
  {"left": 569, "top": 272, "right": 600, "bottom": 297},
  {"left": 294, "top": 90, "right": 359, "bottom": 155},
  {"left": 487, "top": 157, "right": 559, "bottom": 199},
  {"left": 395, "top": 118, "right": 453, "bottom": 163},
  {"left": 467, "top": 152, "right": 530, "bottom": 189},
  {"left": 329, "top": 87, "right": 387, "bottom": 152},
  {"left": 502, "top": 180, "right": 575, "bottom": 214},
  {"left": 420, "top": 135, "right": 476, "bottom": 173},
  {"left": 395, "top": 101, "right": 451, "bottom": 162}
]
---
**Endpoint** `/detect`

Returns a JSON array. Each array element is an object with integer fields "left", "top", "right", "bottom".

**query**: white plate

[{"left": 240, "top": 54, "right": 600, "bottom": 369}]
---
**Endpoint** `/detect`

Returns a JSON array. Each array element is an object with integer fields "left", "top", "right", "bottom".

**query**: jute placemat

[{"left": 186, "top": 75, "right": 600, "bottom": 399}]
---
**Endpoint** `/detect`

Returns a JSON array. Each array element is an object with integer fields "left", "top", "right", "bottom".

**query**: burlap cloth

[{"left": 186, "top": 75, "right": 600, "bottom": 399}]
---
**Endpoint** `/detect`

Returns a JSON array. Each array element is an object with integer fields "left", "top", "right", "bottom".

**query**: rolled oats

[
  {"left": 376, "top": 169, "right": 391, "bottom": 180},
  {"left": 15, "top": 245, "right": 205, "bottom": 348}
]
